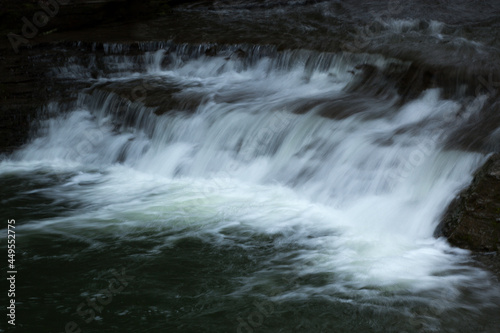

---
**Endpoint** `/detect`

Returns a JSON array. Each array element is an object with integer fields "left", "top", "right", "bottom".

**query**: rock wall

[
  {"left": 436, "top": 153, "right": 500, "bottom": 253},
  {"left": 0, "top": 0, "right": 176, "bottom": 154}
]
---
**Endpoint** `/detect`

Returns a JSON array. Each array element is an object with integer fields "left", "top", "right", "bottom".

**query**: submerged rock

[{"left": 436, "top": 153, "right": 500, "bottom": 253}]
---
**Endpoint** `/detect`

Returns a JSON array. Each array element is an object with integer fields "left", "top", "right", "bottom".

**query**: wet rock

[
  {"left": 396, "top": 62, "right": 435, "bottom": 102},
  {"left": 436, "top": 153, "right": 500, "bottom": 253},
  {"left": 444, "top": 100, "right": 500, "bottom": 153},
  {"left": 224, "top": 48, "right": 247, "bottom": 60},
  {"left": 233, "top": 48, "right": 246, "bottom": 58},
  {"left": 205, "top": 45, "right": 217, "bottom": 56}
]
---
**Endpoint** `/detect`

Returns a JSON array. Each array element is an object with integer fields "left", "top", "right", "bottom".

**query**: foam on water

[{"left": 2, "top": 49, "right": 499, "bottom": 316}]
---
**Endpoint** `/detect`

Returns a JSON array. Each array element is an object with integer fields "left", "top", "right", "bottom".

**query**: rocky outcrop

[
  {"left": 436, "top": 153, "right": 500, "bottom": 279},
  {"left": 436, "top": 153, "right": 500, "bottom": 253},
  {"left": 0, "top": 0, "right": 176, "bottom": 154},
  {"left": 1, "top": 0, "right": 172, "bottom": 37}
]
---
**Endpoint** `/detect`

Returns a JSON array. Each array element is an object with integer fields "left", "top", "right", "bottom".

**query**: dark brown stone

[{"left": 436, "top": 153, "right": 500, "bottom": 253}]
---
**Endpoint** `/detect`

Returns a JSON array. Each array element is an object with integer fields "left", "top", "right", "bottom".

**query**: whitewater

[{"left": 1, "top": 44, "right": 499, "bottom": 332}]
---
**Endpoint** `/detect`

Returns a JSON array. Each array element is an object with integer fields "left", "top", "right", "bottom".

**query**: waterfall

[{"left": 2, "top": 43, "right": 499, "bottom": 327}]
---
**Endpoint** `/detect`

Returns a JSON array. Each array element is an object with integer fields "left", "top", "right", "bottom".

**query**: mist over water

[{"left": 2, "top": 22, "right": 500, "bottom": 332}]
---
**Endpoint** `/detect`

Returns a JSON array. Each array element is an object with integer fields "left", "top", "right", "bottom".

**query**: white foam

[{"left": 2, "top": 51, "right": 499, "bottom": 310}]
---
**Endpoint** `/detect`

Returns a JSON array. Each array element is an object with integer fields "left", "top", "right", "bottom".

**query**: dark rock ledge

[{"left": 436, "top": 153, "right": 500, "bottom": 279}]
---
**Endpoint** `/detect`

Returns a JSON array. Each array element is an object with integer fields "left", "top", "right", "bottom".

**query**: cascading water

[{"left": 1, "top": 43, "right": 499, "bottom": 332}]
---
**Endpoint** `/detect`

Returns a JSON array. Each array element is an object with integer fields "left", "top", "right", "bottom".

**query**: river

[{"left": 1, "top": 1, "right": 500, "bottom": 332}]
